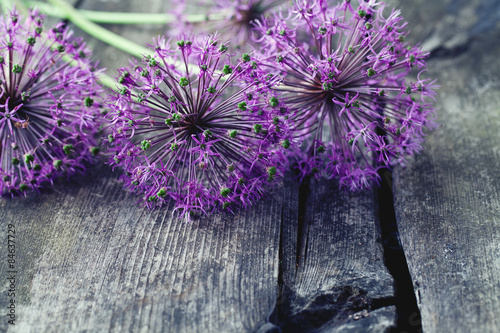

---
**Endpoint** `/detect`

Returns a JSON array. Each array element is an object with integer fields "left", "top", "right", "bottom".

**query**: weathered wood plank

[
  {"left": 273, "top": 177, "right": 396, "bottom": 332},
  {"left": 0, "top": 165, "right": 282, "bottom": 332},
  {"left": 393, "top": 0, "right": 500, "bottom": 331},
  {"left": 69, "top": 0, "right": 399, "bottom": 331},
  {"left": 0, "top": 0, "right": 407, "bottom": 331},
  {"left": 0, "top": 0, "right": 282, "bottom": 326}
]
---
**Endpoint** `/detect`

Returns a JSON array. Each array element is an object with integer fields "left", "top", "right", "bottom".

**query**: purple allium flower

[
  {"left": 254, "top": 0, "right": 438, "bottom": 190},
  {"left": 106, "top": 34, "right": 291, "bottom": 218},
  {"left": 174, "top": 0, "right": 285, "bottom": 47},
  {"left": 0, "top": 8, "right": 103, "bottom": 196}
]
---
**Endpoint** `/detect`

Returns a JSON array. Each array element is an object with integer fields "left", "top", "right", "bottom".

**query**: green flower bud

[
  {"left": 367, "top": 68, "right": 376, "bottom": 77},
  {"left": 228, "top": 129, "right": 237, "bottom": 138},
  {"left": 12, "top": 64, "right": 22, "bottom": 74},
  {"left": 90, "top": 147, "right": 100, "bottom": 156},
  {"left": 222, "top": 65, "right": 233, "bottom": 75},
  {"left": 179, "top": 77, "right": 189, "bottom": 87},
  {"left": 141, "top": 140, "right": 151, "bottom": 150},
  {"left": 63, "top": 144, "right": 73, "bottom": 155},
  {"left": 269, "top": 97, "right": 279, "bottom": 107},
  {"left": 84, "top": 97, "right": 94, "bottom": 107},
  {"left": 53, "top": 159, "right": 63, "bottom": 169},
  {"left": 220, "top": 187, "right": 231, "bottom": 197},
  {"left": 26, "top": 36, "right": 36, "bottom": 46},
  {"left": 157, "top": 188, "right": 167, "bottom": 198},
  {"left": 238, "top": 102, "right": 247, "bottom": 111},
  {"left": 253, "top": 124, "right": 262, "bottom": 134}
]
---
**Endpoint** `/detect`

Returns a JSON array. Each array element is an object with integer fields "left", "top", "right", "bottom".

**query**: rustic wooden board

[
  {"left": 0, "top": 166, "right": 282, "bottom": 332},
  {"left": 392, "top": 0, "right": 500, "bottom": 332},
  {"left": 273, "top": 177, "right": 396, "bottom": 332},
  {"left": 0, "top": 0, "right": 399, "bottom": 332}
]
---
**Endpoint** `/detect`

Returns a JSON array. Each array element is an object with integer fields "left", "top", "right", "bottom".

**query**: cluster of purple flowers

[
  {"left": 0, "top": 8, "right": 102, "bottom": 196},
  {"left": 1, "top": 0, "right": 438, "bottom": 218},
  {"left": 254, "top": 0, "right": 438, "bottom": 189},
  {"left": 106, "top": 34, "right": 292, "bottom": 217}
]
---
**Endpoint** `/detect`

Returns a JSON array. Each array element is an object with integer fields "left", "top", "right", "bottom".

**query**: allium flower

[
  {"left": 0, "top": 8, "right": 103, "bottom": 196},
  {"left": 174, "top": 0, "right": 285, "bottom": 47},
  {"left": 106, "top": 34, "right": 291, "bottom": 218},
  {"left": 254, "top": 0, "right": 438, "bottom": 190}
]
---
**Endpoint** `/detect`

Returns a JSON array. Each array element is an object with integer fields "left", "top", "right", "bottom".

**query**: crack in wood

[
  {"left": 266, "top": 173, "right": 399, "bottom": 332},
  {"left": 296, "top": 177, "right": 311, "bottom": 270},
  {"left": 269, "top": 285, "right": 396, "bottom": 333},
  {"left": 377, "top": 169, "right": 422, "bottom": 333}
]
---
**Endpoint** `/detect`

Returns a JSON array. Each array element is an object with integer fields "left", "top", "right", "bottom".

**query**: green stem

[
  {"left": 26, "top": 1, "right": 227, "bottom": 25},
  {"left": 97, "top": 72, "right": 123, "bottom": 92},
  {"left": 45, "top": 0, "right": 199, "bottom": 77},
  {"left": 0, "top": 0, "right": 120, "bottom": 92},
  {"left": 59, "top": 54, "right": 123, "bottom": 92},
  {"left": 47, "top": 0, "right": 153, "bottom": 59}
]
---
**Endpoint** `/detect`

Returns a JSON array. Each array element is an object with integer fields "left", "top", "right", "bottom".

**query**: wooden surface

[
  {"left": 0, "top": 0, "right": 499, "bottom": 332},
  {"left": 0, "top": 166, "right": 282, "bottom": 332},
  {"left": 1, "top": 2, "right": 396, "bottom": 333},
  {"left": 275, "top": 178, "right": 396, "bottom": 333},
  {"left": 391, "top": 0, "right": 500, "bottom": 332}
]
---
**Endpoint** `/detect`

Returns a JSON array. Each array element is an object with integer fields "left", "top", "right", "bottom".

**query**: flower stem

[
  {"left": 26, "top": 1, "right": 227, "bottom": 25},
  {"left": 46, "top": 0, "right": 153, "bottom": 59},
  {"left": 45, "top": 0, "right": 199, "bottom": 77},
  {"left": 96, "top": 71, "right": 124, "bottom": 92}
]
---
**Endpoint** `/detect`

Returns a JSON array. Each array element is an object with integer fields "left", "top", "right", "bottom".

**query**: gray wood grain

[
  {"left": 0, "top": 0, "right": 400, "bottom": 332},
  {"left": 0, "top": 166, "right": 281, "bottom": 332},
  {"left": 275, "top": 177, "right": 396, "bottom": 332},
  {"left": 393, "top": 0, "right": 500, "bottom": 332}
]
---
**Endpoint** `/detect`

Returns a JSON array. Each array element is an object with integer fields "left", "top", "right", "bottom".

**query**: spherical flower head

[
  {"left": 106, "top": 34, "right": 291, "bottom": 219},
  {"left": 254, "top": 0, "right": 438, "bottom": 190},
  {"left": 173, "top": 0, "right": 286, "bottom": 48},
  {"left": 0, "top": 8, "right": 104, "bottom": 196}
]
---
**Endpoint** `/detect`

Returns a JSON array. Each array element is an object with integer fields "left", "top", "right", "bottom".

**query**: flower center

[{"left": 0, "top": 95, "right": 28, "bottom": 123}]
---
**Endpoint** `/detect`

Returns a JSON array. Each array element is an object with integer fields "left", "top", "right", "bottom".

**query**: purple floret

[
  {"left": 254, "top": 0, "right": 439, "bottom": 190},
  {"left": 0, "top": 8, "right": 104, "bottom": 196},
  {"left": 105, "top": 34, "right": 292, "bottom": 218}
]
